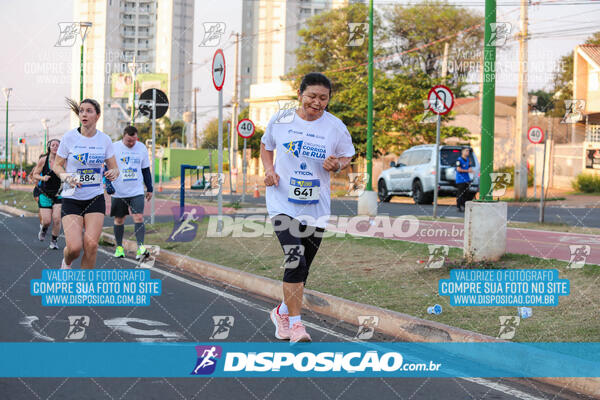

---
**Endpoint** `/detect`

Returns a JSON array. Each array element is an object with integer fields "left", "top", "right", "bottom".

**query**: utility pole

[
  {"left": 514, "top": 0, "right": 529, "bottom": 199},
  {"left": 441, "top": 43, "right": 449, "bottom": 82},
  {"left": 433, "top": 43, "right": 449, "bottom": 218},
  {"left": 193, "top": 88, "right": 199, "bottom": 148},
  {"left": 130, "top": 0, "right": 139, "bottom": 126},
  {"left": 230, "top": 32, "right": 240, "bottom": 192},
  {"left": 480, "top": 0, "right": 497, "bottom": 201}
]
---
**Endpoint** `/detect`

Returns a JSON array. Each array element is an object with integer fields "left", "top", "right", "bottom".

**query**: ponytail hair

[{"left": 65, "top": 97, "right": 101, "bottom": 116}]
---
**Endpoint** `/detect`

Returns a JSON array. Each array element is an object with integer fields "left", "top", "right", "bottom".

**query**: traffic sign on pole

[
  {"left": 427, "top": 85, "right": 454, "bottom": 115},
  {"left": 428, "top": 85, "right": 454, "bottom": 218},
  {"left": 139, "top": 89, "right": 169, "bottom": 119},
  {"left": 213, "top": 49, "right": 226, "bottom": 232},
  {"left": 237, "top": 118, "right": 255, "bottom": 139},
  {"left": 137, "top": 88, "right": 169, "bottom": 224},
  {"left": 212, "top": 49, "right": 226, "bottom": 92},
  {"left": 527, "top": 126, "right": 544, "bottom": 144},
  {"left": 236, "top": 119, "right": 254, "bottom": 203}
]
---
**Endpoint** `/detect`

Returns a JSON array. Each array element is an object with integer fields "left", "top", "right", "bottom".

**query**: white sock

[
  {"left": 278, "top": 302, "right": 288, "bottom": 315},
  {"left": 289, "top": 315, "right": 301, "bottom": 326}
]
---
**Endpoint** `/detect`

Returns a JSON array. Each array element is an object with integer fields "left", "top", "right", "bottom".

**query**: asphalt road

[
  {"left": 168, "top": 191, "right": 600, "bottom": 228},
  {"left": 0, "top": 213, "right": 591, "bottom": 400}
]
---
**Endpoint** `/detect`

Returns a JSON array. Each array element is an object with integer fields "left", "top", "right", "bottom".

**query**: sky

[{"left": 0, "top": 0, "right": 599, "bottom": 148}]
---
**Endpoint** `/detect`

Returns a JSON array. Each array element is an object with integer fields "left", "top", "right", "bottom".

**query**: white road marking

[
  {"left": 97, "top": 247, "right": 552, "bottom": 400},
  {"left": 0, "top": 211, "right": 13, "bottom": 217}
]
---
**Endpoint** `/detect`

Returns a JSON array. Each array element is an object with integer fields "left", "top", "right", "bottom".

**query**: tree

[
  {"left": 551, "top": 31, "right": 600, "bottom": 118},
  {"left": 385, "top": 0, "right": 483, "bottom": 89},
  {"left": 200, "top": 117, "right": 220, "bottom": 149},
  {"left": 136, "top": 116, "right": 181, "bottom": 147},
  {"left": 286, "top": 3, "right": 470, "bottom": 157}
]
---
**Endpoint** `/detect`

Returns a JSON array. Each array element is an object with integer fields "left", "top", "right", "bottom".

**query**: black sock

[
  {"left": 51, "top": 235, "right": 58, "bottom": 241},
  {"left": 114, "top": 224, "right": 124, "bottom": 246},
  {"left": 134, "top": 222, "right": 145, "bottom": 246},
  {"left": 42, "top": 226, "right": 48, "bottom": 233}
]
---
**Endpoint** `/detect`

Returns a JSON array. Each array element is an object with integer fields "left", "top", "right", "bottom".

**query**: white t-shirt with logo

[
  {"left": 112, "top": 140, "right": 151, "bottom": 198},
  {"left": 57, "top": 128, "right": 115, "bottom": 200},
  {"left": 261, "top": 110, "right": 355, "bottom": 228}
]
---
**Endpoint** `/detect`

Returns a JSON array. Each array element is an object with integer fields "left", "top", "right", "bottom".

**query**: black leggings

[{"left": 272, "top": 214, "right": 325, "bottom": 284}]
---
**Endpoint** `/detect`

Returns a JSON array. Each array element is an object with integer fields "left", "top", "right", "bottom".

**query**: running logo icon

[
  {"left": 120, "top": 156, "right": 130, "bottom": 165},
  {"left": 488, "top": 173, "right": 511, "bottom": 197},
  {"left": 55, "top": 22, "right": 79, "bottom": 47},
  {"left": 191, "top": 345, "right": 222, "bottom": 375},
  {"left": 138, "top": 245, "right": 161, "bottom": 269},
  {"left": 168, "top": 206, "right": 205, "bottom": 242},
  {"left": 73, "top": 153, "right": 89, "bottom": 164},
  {"left": 567, "top": 245, "right": 590, "bottom": 269},
  {"left": 210, "top": 316, "right": 234, "bottom": 339},
  {"left": 65, "top": 315, "right": 90, "bottom": 340},
  {"left": 282, "top": 245, "right": 305, "bottom": 269},
  {"left": 347, "top": 23, "right": 367, "bottom": 46},
  {"left": 201, "top": 173, "right": 224, "bottom": 197},
  {"left": 274, "top": 100, "right": 297, "bottom": 124},
  {"left": 420, "top": 100, "right": 437, "bottom": 124},
  {"left": 561, "top": 100, "right": 585, "bottom": 124},
  {"left": 424, "top": 245, "right": 448, "bottom": 269},
  {"left": 487, "top": 22, "right": 512, "bottom": 47},
  {"left": 283, "top": 141, "right": 303, "bottom": 158},
  {"left": 347, "top": 173, "right": 369, "bottom": 196},
  {"left": 497, "top": 316, "right": 520, "bottom": 340},
  {"left": 199, "top": 22, "right": 226, "bottom": 47},
  {"left": 355, "top": 316, "right": 379, "bottom": 340}
]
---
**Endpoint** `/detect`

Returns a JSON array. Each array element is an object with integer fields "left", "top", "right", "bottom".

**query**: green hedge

[{"left": 572, "top": 173, "right": 600, "bottom": 193}]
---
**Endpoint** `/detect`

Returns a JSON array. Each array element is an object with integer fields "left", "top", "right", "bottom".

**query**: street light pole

[
  {"left": 79, "top": 22, "right": 92, "bottom": 102},
  {"left": 366, "top": 0, "right": 374, "bottom": 192},
  {"left": 480, "top": 0, "right": 496, "bottom": 201},
  {"left": 41, "top": 119, "right": 49, "bottom": 149},
  {"left": 129, "top": 56, "right": 137, "bottom": 126},
  {"left": 357, "top": 0, "right": 378, "bottom": 216},
  {"left": 3, "top": 88, "right": 12, "bottom": 190}
]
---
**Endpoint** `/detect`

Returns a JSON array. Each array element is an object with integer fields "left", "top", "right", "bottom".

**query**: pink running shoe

[
  {"left": 61, "top": 258, "right": 71, "bottom": 270},
  {"left": 289, "top": 322, "right": 312, "bottom": 343},
  {"left": 270, "top": 307, "right": 290, "bottom": 340}
]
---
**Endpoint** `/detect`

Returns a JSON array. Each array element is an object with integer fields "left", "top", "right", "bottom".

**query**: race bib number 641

[{"left": 288, "top": 178, "right": 320, "bottom": 204}]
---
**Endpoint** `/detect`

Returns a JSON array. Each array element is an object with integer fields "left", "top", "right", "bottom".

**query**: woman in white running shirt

[
  {"left": 261, "top": 73, "right": 355, "bottom": 343},
  {"left": 53, "top": 99, "right": 119, "bottom": 269}
]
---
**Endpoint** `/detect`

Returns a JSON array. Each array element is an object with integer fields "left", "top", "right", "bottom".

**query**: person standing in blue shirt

[{"left": 455, "top": 147, "right": 473, "bottom": 212}]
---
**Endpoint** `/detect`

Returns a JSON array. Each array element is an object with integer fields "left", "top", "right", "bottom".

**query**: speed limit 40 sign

[
  {"left": 237, "top": 118, "right": 255, "bottom": 139},
  {"left": 527, "top": 126, "right": 544, "bottom": 144}
]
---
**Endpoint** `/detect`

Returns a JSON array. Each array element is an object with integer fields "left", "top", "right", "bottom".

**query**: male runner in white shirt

[{"left": 110, "top": 126, "right": 153, "bottom": 260}]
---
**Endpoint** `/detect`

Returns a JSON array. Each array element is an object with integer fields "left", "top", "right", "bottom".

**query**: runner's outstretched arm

[
  {"left": 141, "top": 167, "right": 153, "bottom": 201},
  {"left": 261, "top": 143, "right": 279, "bottom": 187},
  {"left": 104, "top": 156, "right": 119, "bottom": 181}
]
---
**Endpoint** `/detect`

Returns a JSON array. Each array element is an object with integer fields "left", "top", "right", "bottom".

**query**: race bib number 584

[
  {"left": 77, "top": 168, "right": 102, "bottom": 187},
  {"left": 288, "top": 178, "right": 320, "bottom": 204}
]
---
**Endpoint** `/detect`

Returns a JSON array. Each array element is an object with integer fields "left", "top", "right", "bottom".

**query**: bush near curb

[
  {"left": 496, "top": 165, "right": 534, "bottom": 187},
  {"left": 572, "top": 173, "right": 600, "bottom": 193}
]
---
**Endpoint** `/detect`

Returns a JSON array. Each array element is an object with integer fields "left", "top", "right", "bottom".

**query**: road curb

[
  {"left": 100, "top": 232, "right": 600, "bottom": 399},
  {"left": 0, "top": 204, "right": 36, "bottom": 217}
]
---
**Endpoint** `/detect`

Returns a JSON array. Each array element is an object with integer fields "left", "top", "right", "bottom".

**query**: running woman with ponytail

[
  {"left": 262, "top": 73, "right": 355, "bottom": 343},
  {"left": 53, "top": 99, "right": 119, "bottom": 269},
  {"left": 32, "top": 139, "right": 62, "bottom": 249}
]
